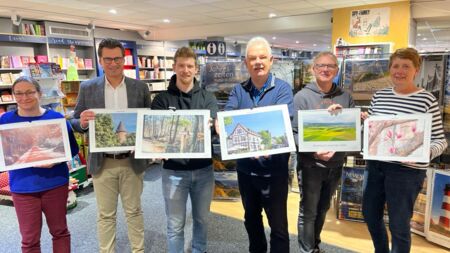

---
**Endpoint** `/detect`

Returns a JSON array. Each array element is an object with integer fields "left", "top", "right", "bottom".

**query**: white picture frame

[
  {"left": 297, "top": 108, "right": 361, "bottom": 152},
  {"left": 89, "top": 109, "right": 141, "bottom": 153},
  {"left": 363, "top": 114, "right": 432, "bottom": 163},
  {"left": 0, "top": 118, "right": 72, "bottom": 171},
  {"left": 217, "top": 104, "right": 296, "bottom": 160},
  {"left": 135, "top": 110, "right": 211, "bottom": 159},
  {"left": 424, "top": 169, "right": 450, "bottom": 248}
]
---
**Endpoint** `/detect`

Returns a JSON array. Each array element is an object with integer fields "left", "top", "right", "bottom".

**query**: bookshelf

[
  {"left": 47, "top": 37, "right": 96, "bottom": 81},
  {"left": 334, "top": 42, "right": 393, "bottom": 59}
]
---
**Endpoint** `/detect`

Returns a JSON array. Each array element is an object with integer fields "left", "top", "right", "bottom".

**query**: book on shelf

[
  {"left": 35, "top": 55, "right": 48, "bottom": 63},
  {"left": 11, "top": 56, "right": 23, "bottom": 68},
  {"left": 20, "top": 56, "right": 31, "bottom": 66},
  {"left": 77, "top": 58, "right": 85, "bottom": 69},
  {"left": 28, "top": 63, "right": 41, "bottom": 77},
  {"left": 1, "top": 56, "right": 11, "bottom": 69},
  {"left": 1, "top": 91, "right": 13, "bottom": 102},
  {"left": 39, "top": 63, "right": 53, "bottom": 78},
  {"left": 84, "top": 59, "right": 93, "bottom": 69},
  {"left": 0, "top": 73, "right": 12, "bottom": 84}
]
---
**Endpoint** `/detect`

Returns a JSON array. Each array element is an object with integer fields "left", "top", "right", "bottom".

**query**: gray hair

[
  {"left": 12, "top": 76, "right": 41, "bottom": 93},
  {"left": 312, "top": 51, "right": 338, "bottom": 66},
  {"left": 245, "top": 36, "right": 272, "bottom": 57}
]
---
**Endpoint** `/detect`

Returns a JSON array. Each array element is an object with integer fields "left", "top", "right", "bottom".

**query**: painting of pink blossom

[{"left": 363, "top": 114, "right": 432, "bottom": 163}]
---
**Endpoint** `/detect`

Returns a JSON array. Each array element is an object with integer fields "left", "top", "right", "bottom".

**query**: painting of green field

[{"left": 303, "top": 123, "right": 356, "bottom": 141}]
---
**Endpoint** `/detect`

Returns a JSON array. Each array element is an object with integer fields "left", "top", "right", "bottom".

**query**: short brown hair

[
  {"left": 389, "top": 47, "right": 421, "bottom": 69},
  {"left": 12, "top": 76, "right": 41, "bottom": 93},
  {"left": 174, "top": 47, "right": 197, "bottom": 65}
]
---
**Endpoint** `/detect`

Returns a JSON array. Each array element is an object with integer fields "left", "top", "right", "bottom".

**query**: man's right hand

[{"left": 80, "top": 110, "right": 95, "bottom": 129}]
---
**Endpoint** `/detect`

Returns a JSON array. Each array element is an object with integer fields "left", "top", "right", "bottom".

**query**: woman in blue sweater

[{"left": 0, "top": 76, "right": 79, "bottom": 253}]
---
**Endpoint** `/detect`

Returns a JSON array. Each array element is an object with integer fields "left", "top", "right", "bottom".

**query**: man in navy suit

[{"left": 70, "top": 38, "right": 151, "bottom": 253}]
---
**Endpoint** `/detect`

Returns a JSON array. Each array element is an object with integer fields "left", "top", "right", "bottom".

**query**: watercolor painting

[
  {"left": 89, "top": 109, "right": 138, "bottom": 152},
  {"left": 0, "top": 119, "right": 71, "bottom": 171},
  {"left": 363, "top": 114, "right": 432, "bottom": 163},
  {"left": 217, "top": 104, "right": 295, "bottom": 160},
  {"left": 298, "top": 108, "right": 361, "bottom": 152},
  {"left": 135, "top": 110, "right": 211, "bottom": 159}
]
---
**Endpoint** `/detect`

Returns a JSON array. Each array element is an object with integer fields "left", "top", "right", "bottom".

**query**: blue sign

[
  {"left": 0, "top": 34, "right": 47, "bottom": 44},
  {"left": 48, "top": 37, "right": 93, "bottom": 47}
]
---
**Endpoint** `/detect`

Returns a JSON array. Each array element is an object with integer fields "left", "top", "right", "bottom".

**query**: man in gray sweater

[{"left": 292, "top": 52, "right": 354, "bottom": 253}]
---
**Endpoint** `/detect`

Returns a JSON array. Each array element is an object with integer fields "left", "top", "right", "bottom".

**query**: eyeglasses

[
  {"left": 314, "top": 64, "right": 338, "bottom": 70},
  {"left": 102, "top": 57, "right": 124, "bottom": 64},
  {"left": 13, "top": 91, "right": 37, "bottom": 98}
]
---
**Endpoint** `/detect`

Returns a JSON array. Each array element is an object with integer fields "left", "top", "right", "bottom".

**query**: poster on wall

[
  {"left": 425, "top": 169, "right": 450, "bottom": 248},
  {"left": 0, "top": 119, "right": 72, "bottom": 171},
  {"left": 217, "top": 104, "right": 296, "bottom": 160},
  {"left": 201, "top": 61, "right": 248, "bottom": 101},
  {"left": 414, "top": 55, "right": 445, "bottom": 105},
  {"left": 343, "top": 58, "right": 391, "bottom": 93},
  {"left": 349, "top": 7, "right": 390, "bottom": 37},
  {"left": 272, "top": 61, "right": 295, "bottom": 88},
  {"left": 297, "top": 108, "right": 361, "bottom": 152},
  {"left": 363, "top": 114, "right": 432, "bottom": 163}
]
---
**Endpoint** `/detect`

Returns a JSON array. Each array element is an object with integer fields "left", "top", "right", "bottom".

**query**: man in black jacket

[{"left": 151, "top": 47, "right": 218, "bottom": 253}]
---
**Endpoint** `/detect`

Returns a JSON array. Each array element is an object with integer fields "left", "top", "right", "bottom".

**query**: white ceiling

[{"left": 0, "top": 0, "right": 449, "bottom": 52}]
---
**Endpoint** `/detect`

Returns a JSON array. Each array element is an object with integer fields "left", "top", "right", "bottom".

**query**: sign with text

[{"left": 206, "top": 41, "right": 226, "bottom": 56}]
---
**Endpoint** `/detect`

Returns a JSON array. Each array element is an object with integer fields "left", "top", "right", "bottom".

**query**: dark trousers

[
  {"left": 11, "top": 184, "right": 70, "bottom": 253},
  {"left": 297, "top": 164, "right": 342, "bottom": 253},
  {"left": 237, "top": 171, "right": 289, "bottom": 253},
  {"left": 362, "top": 161, "right": 425, "bottom": 253}
]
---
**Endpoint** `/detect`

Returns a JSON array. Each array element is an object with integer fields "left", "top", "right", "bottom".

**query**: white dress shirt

[{"left": 104, "top": 76, "right": 128, "bottom": 109}]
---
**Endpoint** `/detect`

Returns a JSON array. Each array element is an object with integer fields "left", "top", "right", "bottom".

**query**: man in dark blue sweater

[{"left": 225, "top": 37, "right": 294, "bottom": 253}]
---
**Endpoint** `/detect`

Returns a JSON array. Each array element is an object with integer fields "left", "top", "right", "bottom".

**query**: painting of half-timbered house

[{"left": 227, "top": 123, "right": 262, "bottom": 153}]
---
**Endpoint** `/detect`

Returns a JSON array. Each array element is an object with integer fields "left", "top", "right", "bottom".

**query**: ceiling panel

[{"left": 209, "top": 0, "right": 258, "bottom": 10}]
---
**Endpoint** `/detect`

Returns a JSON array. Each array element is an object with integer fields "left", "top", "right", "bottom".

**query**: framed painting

[
  {"left": 343, "top": 58, "right": 391, "bottom": 93},
  {"left": 425, "top": 169, "right": 450, "bottom": 248},
  {"left": 217, "top": 104, "right": 296, "bottom": 160},
  {"left": 0, "top": 118, "right": 72, "bottom": 171},
  {"left": 88, "top": 109, "right": 140, "bottom": 153},
  {"left": 363, "top": 114, "right": 432, "bottom": 163},
  {"left": 297, "top": 108, "right": 361, "bottom": 152},
  {"left": 135, "top": 110, "right": 211, "bottom": 159}
]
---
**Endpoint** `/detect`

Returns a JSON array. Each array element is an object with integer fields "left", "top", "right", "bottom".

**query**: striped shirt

[{"left": 368, "top": 88, "right": 448, "bottom": 169}]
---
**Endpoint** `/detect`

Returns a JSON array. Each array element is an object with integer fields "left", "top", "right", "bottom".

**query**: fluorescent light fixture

[
  {"left": 272, "top": 36, "right": 276, "bottom": 40},
  {"left": 422, "top": 37, "right": 427, "bottom": 41},
  {"left": 109, "top": 9, "right": 117, "bottom": 14},
  {"left": 313, "top": 44, "right": 317, "bottom": 46},
  {"left": 417, "top": 33, "right": 421, "bottom": 36},
  {"left": 295, "top": 41, "right": 299, "bottom": 44},
  {"left": 268, "top": 13, "right": 277, "bottom": 18},
  {"left": 163, "top": 19, "right": 170, "bottom": 23}
]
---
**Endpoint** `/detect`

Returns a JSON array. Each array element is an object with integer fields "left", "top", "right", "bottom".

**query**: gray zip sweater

[{"left": 292, "top": 82, "right": 355, "bottom": 168}]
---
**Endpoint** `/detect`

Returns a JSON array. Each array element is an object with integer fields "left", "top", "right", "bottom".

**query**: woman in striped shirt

[{"left": 362, "top": 47, "right": 447, "bottom": 253}]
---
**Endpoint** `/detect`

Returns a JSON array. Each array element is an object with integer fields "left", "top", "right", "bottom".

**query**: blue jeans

[
  {"left": 362, "top": 161, "right": 426, "bottom": 253},
  {"left": 162, "top": 166, "right": 214, "bottom": 253},
  {"left": 297, "top": 164, "right": 342, "bottom": 253},
  {"left": 237, "top": 171, "right": 290, "bottom": 253}
]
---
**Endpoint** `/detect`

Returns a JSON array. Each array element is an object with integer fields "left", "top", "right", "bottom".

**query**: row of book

[
  {"left": 0, "top": 91, "right": 14, "bottom": 103},
  {"left": 138, "top": 56, "right": 174, "bottom": 68},
  {"left": 51, "top": 56, "right": 93, "bottom": 70},
  {"left": 0, "top": 55, "right": 49, "bottom": 69},
  {"left": 19, "top": 23, "right": 46, "bottom": 36},
  {"left": 0, "top": 72, "right": 22, "bottom": 85}
]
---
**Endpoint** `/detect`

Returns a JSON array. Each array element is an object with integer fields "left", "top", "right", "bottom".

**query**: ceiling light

[
  {"left": 268, "top": 13, "right": 277, "bottom": 18},
  {"left": 295, "top": 41, "right": 299, "bottom": 44},
  {"left": 163, "top": 19, "right": 170, "bottom": 23},
  {"left": 417, "top": 33, "right": 421, "bottom": 37},
  {"left": 109, "top": 9, "right": 117, "bottom": 14},
  {"left": 272, "top": 36, "right": 276, "bottom": 40},
  {"left": 422, "top": 37, "right": 427, "bottom": 41},
  {"left": 313, "top": 44, "right": 317, "bottom": 47}
]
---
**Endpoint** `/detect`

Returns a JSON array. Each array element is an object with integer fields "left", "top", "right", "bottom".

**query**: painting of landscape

[
  {"left": 363, "top": 114, "right": 432, "bottom": 163},
  {"left": 425, "top": 170, "right": 450, "bottom": 248},
  {"left": 217, "top": 104, "right": 296, "bottom": 160},
  {"left": 89, "top": 109, "right": 138, "bottom": 152},
  {"left": 298, "top": 108, "right": 361, "bottom": 152},
  {"left": 343, "top": 58, "right": 392, "bottom": 92},
  {"left": 135, "top": 110, "right": 211, "bottom": 159},
  {"left": 0, "top": 119, "right": 71, "bottom": 171}
]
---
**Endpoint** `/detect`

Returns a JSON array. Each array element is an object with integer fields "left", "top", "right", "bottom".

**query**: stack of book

[{"left": 20, "top": 23, "right": 46, "bottom": 36}]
